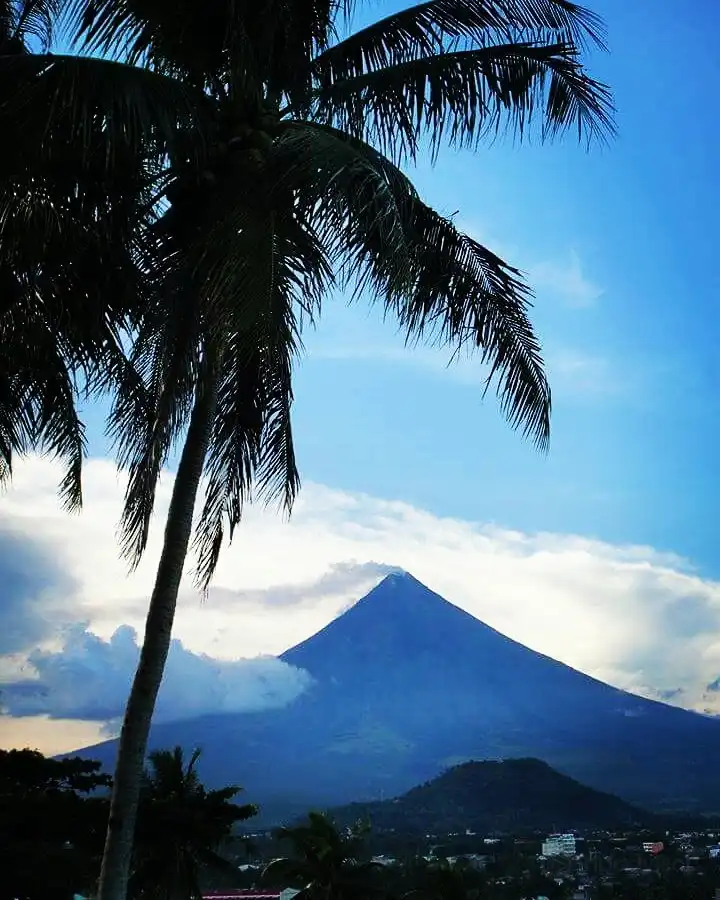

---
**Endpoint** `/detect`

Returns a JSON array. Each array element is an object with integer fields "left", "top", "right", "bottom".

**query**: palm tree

[
  {"left": 264, "top": 812, "right": 383, "bottom": 900},
  {"left": 130, "top": 746, "right": 257, "bottom": 900},
  {"left": 8, "top": 2, "right": 613, "bottom": 898}
]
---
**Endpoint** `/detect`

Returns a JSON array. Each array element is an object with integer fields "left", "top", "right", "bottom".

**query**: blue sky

[
  {"left": 75, "top": 0, "right": 720, "bottom": 573},
  {"left": 2, "top": 0, "right": 720, "bottom": 753},
  {"left": 285, "top": 0, "right": 720, "bottom": 575}
]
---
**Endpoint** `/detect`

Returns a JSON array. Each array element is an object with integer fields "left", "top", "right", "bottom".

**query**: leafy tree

[
  {"left": 264, "top": 811, "right": 384, "bottom": 900},
  {"left": 130, "top": 746, "right": 257, "bottom": 900},
  {"left": 0, "top": 749, "right": 110, "bottom": 900},
  {"left": 0, "top": 747, "right": 111, "bottom": 796}
]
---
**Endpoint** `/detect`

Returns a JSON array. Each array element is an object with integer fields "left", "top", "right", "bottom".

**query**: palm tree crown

[
  {"left": 131, "top": 747, "right": 257, "bottom": 900},
  {"left": 63, "top": 0, "right": 614, "bottom": 585},
  {"left": 264, "top": 812, "right": 382, "bottom": 900}
]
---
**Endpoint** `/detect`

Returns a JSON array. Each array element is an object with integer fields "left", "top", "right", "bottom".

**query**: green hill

[{"left": 329, "top": 758, "right": 653, "bottom": 834}]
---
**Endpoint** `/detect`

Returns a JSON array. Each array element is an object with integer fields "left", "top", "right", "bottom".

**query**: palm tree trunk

[{"left": 97, "top": 373, "right": 218, "bottom": 900}]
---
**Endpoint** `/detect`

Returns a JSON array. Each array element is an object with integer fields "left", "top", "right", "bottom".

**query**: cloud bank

[
  {"left": 0, "top": 525, "right": 80, "bottom": 656},
  {"left": 1, "top": 455, "right": 720, "bottom": 753},
  {"left": 1, "top": 624, "right": 313, "bottom": 726},
  {"left": 0, "top": 507, "right": 314, "bottom": 728}
]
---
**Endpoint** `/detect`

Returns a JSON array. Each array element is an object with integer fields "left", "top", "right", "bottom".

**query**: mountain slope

[
  {"left": 329, "top": 758, "right": 653, "bottom": 833},
  {"left": 74, "top": 572, "right": 720, "bottom": 822}
]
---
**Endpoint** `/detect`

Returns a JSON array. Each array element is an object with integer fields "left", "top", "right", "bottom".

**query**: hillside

[
  {"left": 73, "top": 572, "right": 720, "bottom": 823},
  {"left": 329, "top": 758, "right": 653, "bottom": 834}
]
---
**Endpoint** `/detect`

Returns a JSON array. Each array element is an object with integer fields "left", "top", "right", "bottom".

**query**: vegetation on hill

[{"left": 329, "top": 759, "right": 652, "bottom": 834}]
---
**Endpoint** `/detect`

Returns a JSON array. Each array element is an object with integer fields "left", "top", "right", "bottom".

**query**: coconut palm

[
  {"left": 130, "top": 747, "right": 257, "bottom": 900},
  {"left": 28, "top": 1, "right": 613, "bottom": 898},
  {"left": 264, "top": 812, "right": 382, "bottom": 900}
]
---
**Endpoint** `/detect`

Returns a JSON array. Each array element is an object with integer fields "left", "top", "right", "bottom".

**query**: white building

[
  {"left": 541, "top": 834, "right": 576, "bottom": 857},
  {"left": 370, "top": 855, "right": 398, "bottom": 867}
]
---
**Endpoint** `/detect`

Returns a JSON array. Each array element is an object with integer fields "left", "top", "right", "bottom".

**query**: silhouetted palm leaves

[
  {"left": 131, "top": 747, "right": 257, "bottom": 900},
  {"left": 265, "top": 812, "right": 384, "bottom": 900}
]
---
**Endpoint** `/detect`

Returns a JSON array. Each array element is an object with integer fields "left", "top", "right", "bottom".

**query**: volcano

[{"left": 75, "top": 572, "right": 720, "bottom": 822}]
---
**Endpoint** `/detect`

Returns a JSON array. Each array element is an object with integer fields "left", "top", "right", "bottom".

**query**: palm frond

[
  {"left": 0, "top": 313, "right": 91, "bottom": 508},
  {"left": 69, "top": 0, "right": 339, "bottom": 102},
  {"left": 67, "top": 0, "right": 253, "bottom": 87},
  {"left": 273, "top": 122, "right": 549, "bottom": 447},
  {"left": 0, "top": 48, "right": 206, "bottom": 516},
  {"left": 394, "top": 203, "right": 551, "bottom": 449},
  {"left": 134, "top": 745, "right": 255, "bottom": 900},
  {"left": 0, "top": 0, "right": 13, "bottom": 44},
  {"left": 311, "top": 41, "right": 613, "bottom": 160},
  {"left": 1, "top": 0, "right": 62, "bottom": 50},
  {"left": 108, "top": 161, "right": 276, "bottom": 574},
  {"left": 109, "top": 286, "right": 202, "bottom": 567},
  {"left": 318, "top": 0, "right": 606, "bottom": 87},
  {"left": 0, "top": 154, "right": 145, "bottom": 506},
  {"left": 0, "top": 52, "right": 210, "bottom": 168},
  {"left": 273, "top": 121, "right": 419, "bottom": 293},
  {"left": 191, "top": 194, "right": 332, "bottom": 587},
  {"left": 145, "top": 746, "right": 204, "bottom": 797}
]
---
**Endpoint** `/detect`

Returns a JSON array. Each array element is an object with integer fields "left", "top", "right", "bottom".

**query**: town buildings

[{"left": 541, "top": 834, "right": 577, "bottom": 857}]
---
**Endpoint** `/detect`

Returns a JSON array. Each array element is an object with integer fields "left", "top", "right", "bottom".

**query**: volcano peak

[
  {"left": 279, "top": 569, "right": 491, "bottom": 680},
  {"left": 358, "top": 569, "right": 438, "bottom": 601}
]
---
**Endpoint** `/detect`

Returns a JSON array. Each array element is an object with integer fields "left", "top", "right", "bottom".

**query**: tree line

[
  {"left": 1, "top": 0, "right": 614, "bottom": 897},
  {"left": 3, "top": 747, "right": 709, "bottom": 900},
  {"left": 0, "top": 747, "right": 256, "bottom": 900}
]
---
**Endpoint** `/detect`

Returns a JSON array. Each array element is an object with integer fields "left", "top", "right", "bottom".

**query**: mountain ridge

[{"left": 71, "top": 571, "right": 720, "bottom": 823}]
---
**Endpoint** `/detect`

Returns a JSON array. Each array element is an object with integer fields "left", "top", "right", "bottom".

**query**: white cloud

[
  {"left": 299, "top": 224, "right": 612, "bottom": 398},
  {"left": 454, "top": 220, "right": 602, "bottom": 309},
  {"left": 1, "top": 623, "right": 312, "bottom": 726},
  {"left": 529, "top": 252, "right": 603, "bottom": 308},
  {"left": 1, "top": 455, "right": 720, "bottom": 754},
  {"left": 544, "top": 348, "right": 619, "bottom": 396},
  {"left": 311, "top": 340, "right": 618, "bottom": 400}
]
